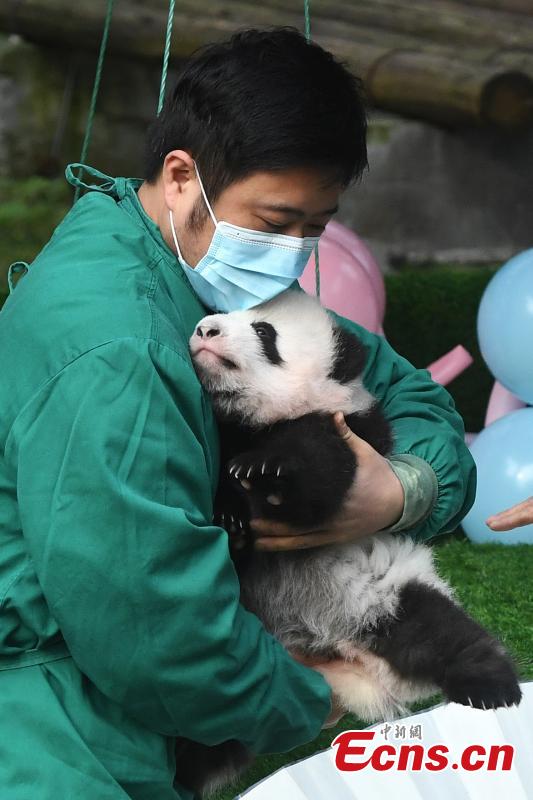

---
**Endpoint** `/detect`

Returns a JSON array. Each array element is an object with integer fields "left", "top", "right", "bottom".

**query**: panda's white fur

[
  {"left": 182, "top": 288, "right": 520, "bottom": 798},
  {"left": 190, "top": 288, "right": 376, "bottom": 427},
  {"left": 190, "top": 288, "right": 446, "bottom": 720},
  {"left": 237, "top": 532, "right": 453, "bottom": 721}
]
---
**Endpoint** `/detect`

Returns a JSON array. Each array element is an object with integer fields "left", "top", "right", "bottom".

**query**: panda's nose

[{"left": 195, "top": 324, "right": 220, "bottom": 339}]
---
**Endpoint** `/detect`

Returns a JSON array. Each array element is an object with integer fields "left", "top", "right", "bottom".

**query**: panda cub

[{"left": 175, "top": 288, "right": 521, "bottom": 798}]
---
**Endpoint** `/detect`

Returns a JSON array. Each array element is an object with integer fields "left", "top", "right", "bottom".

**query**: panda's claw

[
  {"left": 228, "top": 454, "right": 293, "bottom": 489},
  {"left": 467, "top": 696, "right": 473, "bottom": 708}
]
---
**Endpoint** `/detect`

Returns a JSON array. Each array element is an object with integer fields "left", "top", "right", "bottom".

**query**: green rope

[
  {"left": 73, "top": 0, "right": 115, "bottom": 203},
  {"left": 303, "top": 0, "right": 321, "bottom": 299},
  {"left": 157, "top": 0, "right": 176, "bottom": 115},
  {"left": 304, "top": 0, "right": 311, "bottom": 42}
]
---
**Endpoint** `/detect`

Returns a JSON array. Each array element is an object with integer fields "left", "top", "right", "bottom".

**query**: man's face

[{"left": 176, "top": 166, "right": 343, "bottom": 268}]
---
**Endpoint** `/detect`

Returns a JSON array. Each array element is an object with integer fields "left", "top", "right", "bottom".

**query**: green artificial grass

[{"left": 212, "top": 530, "right": 533, "bottom": 800}]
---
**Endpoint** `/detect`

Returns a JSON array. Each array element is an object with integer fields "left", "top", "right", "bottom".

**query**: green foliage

[
  {"left": 0, "top": 176, "right": 71, "bottom": 293},
  {"left": 383, "top": 268, "right": 498, "bottom": 434}
]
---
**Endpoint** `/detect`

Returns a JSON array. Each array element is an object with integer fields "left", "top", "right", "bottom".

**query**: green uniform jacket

[{"left": 0, "top": 166, "right": 476, "bottom": 799}]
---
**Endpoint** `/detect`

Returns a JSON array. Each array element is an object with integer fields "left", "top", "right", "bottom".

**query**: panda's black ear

[{"left": 328, "top": 324, "right": 368, "bottom": 384}]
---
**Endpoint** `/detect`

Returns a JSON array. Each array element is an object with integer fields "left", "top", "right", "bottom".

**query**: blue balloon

[
  {"left": 477, "top": 249, "right": 533, "bottom": 404},
  {"left": 462, "top": 408, "right": 533, "bottom": 545}
]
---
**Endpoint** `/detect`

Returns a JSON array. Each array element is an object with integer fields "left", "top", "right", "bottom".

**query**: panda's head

[{"left": 189, "top": 289, "right": 375, "bottom": 427}]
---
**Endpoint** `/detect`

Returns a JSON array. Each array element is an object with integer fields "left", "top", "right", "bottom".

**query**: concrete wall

[{"left": 341, "top": 113, "right": 533, "bottom": 270}]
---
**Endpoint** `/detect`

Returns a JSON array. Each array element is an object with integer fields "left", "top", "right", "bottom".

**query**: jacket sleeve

[
  {"left": 10, "top": 337, "right": 332, "bottom": 752},
  {"left": 379, "top": 454, "right": 439, "bottom": 534},
  {"left": 326, "top": 307, "right": 477, "bottom": 543}
]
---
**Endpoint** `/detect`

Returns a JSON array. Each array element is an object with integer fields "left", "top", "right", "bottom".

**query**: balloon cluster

[
  {"left": 301, "top": 229, "right": 533, "bottom": 545},
  {"left": 300, "top": 221, "right": 472, "bottom": 385},
  {"left": 461, "top": 250, "right": 533, "bottom": 545},
  {"left": 300, "top": 220, "right": 386, "bottom": 335}
]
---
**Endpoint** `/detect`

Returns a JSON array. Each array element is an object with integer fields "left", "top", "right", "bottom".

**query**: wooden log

[
  {"left": 4, "top": 0, "right": 533, "bottom": 54},
  {"left": 1, "top": 0, "right": 532, "bottom": 129},
  {"left": 458, "top": 0, "right": 533, "bottom": 15},
  {"left": 318, "top": 34, "right": 533, "bottom": 128},
  {"left": 364, "top": 51, "right": 533, "bottom": 128},
  {"left": 268, "top": 0, "right": 533, "bottom": 51}
]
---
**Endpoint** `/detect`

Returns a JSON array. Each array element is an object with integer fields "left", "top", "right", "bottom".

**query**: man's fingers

[
  {"left": 486, "top": 497, "right": 533, "bottom": 530},
  {"left": 332, "top": 411, "right": 352, "bottom": 441},
  {"left": 250, "top": 518, "right": 322, "bottom": 536},
  {"left": 289, "top": 650, "right": 333, "bottom": 667},
  {"left": 487, "top": 520, "right": 514, "bottom": 531},
  {"left": 254, "top": 530, "right": 354, "bottom": 551},
  {"left": 332, "top": 411, "right": 373, "bottom": 456}
]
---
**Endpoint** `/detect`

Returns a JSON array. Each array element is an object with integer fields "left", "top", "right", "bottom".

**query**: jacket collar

[{"left": 118, "top": 179, "right": 212, "bottom": 319}]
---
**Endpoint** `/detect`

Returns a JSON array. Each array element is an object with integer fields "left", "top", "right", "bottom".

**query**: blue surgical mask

[{"left": 168, "top": 161, "right": 320, "bottom": 312}]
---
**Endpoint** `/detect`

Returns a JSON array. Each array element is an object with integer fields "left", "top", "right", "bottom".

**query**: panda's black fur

[{"left": 174, "top": 289, "right": 521, "bottom": 798}]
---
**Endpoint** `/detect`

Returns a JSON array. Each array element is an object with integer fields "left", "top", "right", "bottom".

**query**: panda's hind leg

[{"left": 366, "top": 579, "right": 522, "bottom": 710}]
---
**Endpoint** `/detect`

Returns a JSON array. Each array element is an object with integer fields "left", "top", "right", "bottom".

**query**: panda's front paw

[
  {"left": 227, "top": 452, "right": 299, "bottom": 507},
  {"left": 213, "top": 500, "right": 251, "bottom": 554},
  {"left": 214, "top": 507, "right": 247, "bottom": 538}
]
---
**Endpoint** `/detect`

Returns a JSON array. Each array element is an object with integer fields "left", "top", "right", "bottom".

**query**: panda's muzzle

[{"left": 192, "top": 324, "right": 238, "bottom": 370}]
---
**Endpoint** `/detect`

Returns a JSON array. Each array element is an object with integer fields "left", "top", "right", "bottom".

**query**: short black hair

[{"left": 144, "top": 26, "right": 368, "bottom": 200}]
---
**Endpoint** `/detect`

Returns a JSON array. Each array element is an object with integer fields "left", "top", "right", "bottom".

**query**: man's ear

[
  {"left": 329, "top": 324, "right": 368, "bottom": 384},
  {"left": 162, "top": 149, "right": 196, "bottom": 209}
]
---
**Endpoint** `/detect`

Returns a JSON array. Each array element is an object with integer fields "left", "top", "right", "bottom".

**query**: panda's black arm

[{"left": 221, "top": 413, "right": 359, "bottom": 529}]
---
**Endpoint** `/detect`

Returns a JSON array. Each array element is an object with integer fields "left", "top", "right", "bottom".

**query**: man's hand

[
  {"left": 486, "top": 497, "right": 533, "bottom": 531},
  {"left": 250, "top": 411, "right": 404, "bottom": 551},
  {"left": 289, "top": 649, "right": 349, "bottom": 729}
]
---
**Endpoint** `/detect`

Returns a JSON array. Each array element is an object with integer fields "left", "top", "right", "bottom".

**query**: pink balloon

[
  {"left": 325, "top": 221, "right": 386, "bottom": 319},
  {"left": 427, "top": 345, "right": 473, "bottom": 387},
  {"left": 484, "top": 380, "right": 526, "bottom": 427},
  {"left": 300, "top": 233, "right": 381, "bottom": 332}
]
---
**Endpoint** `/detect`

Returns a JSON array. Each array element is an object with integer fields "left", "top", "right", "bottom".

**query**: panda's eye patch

[
  {"left": 251, "top": 322, "right": 274, "bottom": 339},
  {"left": 251, "top": 321, "right": 283, "bottom": 365}
]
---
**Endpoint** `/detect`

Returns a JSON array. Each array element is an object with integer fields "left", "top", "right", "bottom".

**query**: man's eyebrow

[{"left": 257, "top": 203, "right": 339, "bottom": 217}]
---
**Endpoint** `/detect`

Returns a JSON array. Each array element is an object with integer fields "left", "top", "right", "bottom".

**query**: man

[{"left": 0, "top": 27, "right": 475, "bottom": 800}]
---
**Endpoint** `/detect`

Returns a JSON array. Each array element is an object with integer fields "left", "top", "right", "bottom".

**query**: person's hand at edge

[{"left": 486, "top": 497, "right": 533, "bottom": 531}]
